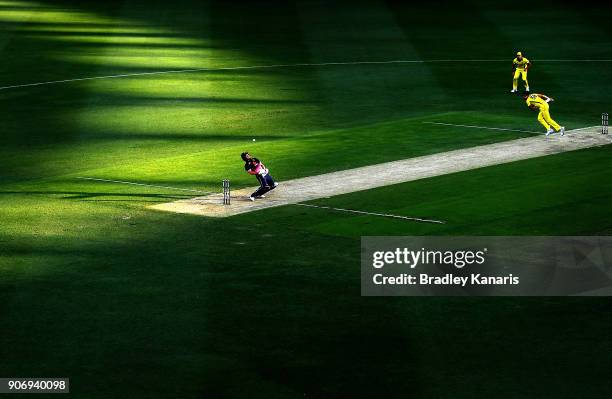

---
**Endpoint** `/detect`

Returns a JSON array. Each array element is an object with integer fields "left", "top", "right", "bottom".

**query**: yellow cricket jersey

[
  {"left": 526, "top": 94, "right": 547, "bottom": 109},
  {"left": 513, "top": 57, "right": 530, "bottom": 70}
]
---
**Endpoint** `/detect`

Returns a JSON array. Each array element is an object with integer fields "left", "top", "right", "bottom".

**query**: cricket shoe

[
  {"left": 546, "top": 128, "right": 554, "bottom": 136},
  {"left": 559, "top": 126, "right": 565, "bottom": 136},
  {"left": 510, "top": 89, "right": 517, "bottom": 93},
  {"left": 248, "top": 196, "right": 255, "bottom": 202},
  {"left": 256, "top": 195, "right": 266, "bottom": 199}
]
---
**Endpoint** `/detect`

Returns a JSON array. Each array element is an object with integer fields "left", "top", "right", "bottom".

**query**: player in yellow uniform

[
  {"left": 511, "top": 52, "right": 530, "bottom": 93},
  {"left": 523, "top": 93, "right": 565, "bottom": 136}
]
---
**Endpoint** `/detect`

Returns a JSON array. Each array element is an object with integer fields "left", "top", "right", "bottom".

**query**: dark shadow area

[
  {"left": 386, "top": 0, "right": 557, "bottom": 94},
  {"left": 0, "top": 211, "right": 431, "bottom": 398}
]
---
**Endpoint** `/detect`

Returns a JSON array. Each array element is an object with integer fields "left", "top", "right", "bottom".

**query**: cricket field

[{"left": 1, "top": 0, "right": 611, "bottom": 397}]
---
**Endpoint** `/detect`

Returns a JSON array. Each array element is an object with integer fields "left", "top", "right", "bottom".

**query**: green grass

[{"left": 1, "top": 0, "right": 612, "bottom": 398}]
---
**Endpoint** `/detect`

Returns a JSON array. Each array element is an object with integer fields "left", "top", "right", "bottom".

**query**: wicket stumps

[
  {"left": 603, "top": 113, "right": 609, "bottom": 135},
  {"left": 222, "top": 179, "right": 231, "bottom": 205}
]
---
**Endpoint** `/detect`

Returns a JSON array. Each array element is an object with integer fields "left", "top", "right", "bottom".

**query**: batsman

[
  {"left": 523, "top": 92, "right": 565, "bottom": 136},
  {"left": 241, "top": 152, "right": 279, "bottom": 201}
]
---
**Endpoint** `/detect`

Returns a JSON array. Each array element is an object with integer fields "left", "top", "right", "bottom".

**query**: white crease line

[
  {"left": 424, "top": 122, "right": 601, "bottom": 135},
  {"left": 422, "top": 121, "right": 543, "bottom": 134},
  {"left": 294, "top": 203, "right": 446, "bottom": 224},
  {"left": 76, "top": 176, "right": 212, "bottom": 194},
  {"left": 566, "top": 125, "right": 600, "bottom": 132},
  {"left": 3, "top": 58, "right": 612, "bottom": 90}
]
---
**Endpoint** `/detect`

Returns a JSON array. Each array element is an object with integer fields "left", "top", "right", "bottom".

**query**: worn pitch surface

[{"left": 150, "top": 127, "right": 611, "bottom": 217}]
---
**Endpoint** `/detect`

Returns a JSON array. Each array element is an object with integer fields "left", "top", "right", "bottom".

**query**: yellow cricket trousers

[
  {"left": 513, "top": 69, "right": 528, "bottom": 90},
  {"left": 537, "top": 103, "right": 561, "bottom": 131}
]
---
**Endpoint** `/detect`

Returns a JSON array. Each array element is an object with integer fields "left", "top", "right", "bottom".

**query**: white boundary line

[
  {"left": 76, "top": 176, "right": 212, "bottom": 194},
  {"left": 0, "top": 60, "right": 427, "bottom": 90},
  {"left": 2, "top": 58, "right": 612, "bottom": 91},
  {"left": 294, "top": 203, "right": 446, "bottom": 224},
  {"left": 423, "top": 121, "right": 543, "bottom": 134}
]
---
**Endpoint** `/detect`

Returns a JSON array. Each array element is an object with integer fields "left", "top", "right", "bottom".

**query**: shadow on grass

[
  {"left": 0, "top": 190, "right": 193, "bottom": 201},
  {"left": 78, "top": 133, "right": 291, "bottom": 142}
]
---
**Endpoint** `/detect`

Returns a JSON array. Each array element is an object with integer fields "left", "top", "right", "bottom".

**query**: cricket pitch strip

[{"left": 149, "top": 127, "right": 611, "bottom": 218}]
